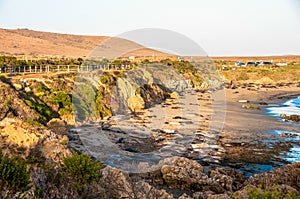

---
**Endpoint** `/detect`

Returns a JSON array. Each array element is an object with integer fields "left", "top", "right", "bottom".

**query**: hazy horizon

[{"left": 0, "top": 0, "right": 299, "bottom": 57}]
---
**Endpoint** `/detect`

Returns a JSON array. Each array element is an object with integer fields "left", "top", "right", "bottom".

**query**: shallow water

[
  {"left": 264, "top": 96, "right": 300, "bottom": 164},
  {"left": 266, "top": 96, "right": 300, "bottom": 117}
]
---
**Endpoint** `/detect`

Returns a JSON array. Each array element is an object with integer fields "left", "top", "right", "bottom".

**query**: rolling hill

[{"left": 0, "top": 28, "right": 172, "bottom": 58}]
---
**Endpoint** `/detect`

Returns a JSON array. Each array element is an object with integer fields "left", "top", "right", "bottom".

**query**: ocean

[{"left": 266, "top": 96, "right": 300, "bottom": 117}]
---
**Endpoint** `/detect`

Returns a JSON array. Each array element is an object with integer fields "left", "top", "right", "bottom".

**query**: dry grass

[
  {"left": 0, "top": 28, "right": 171, "bottom": 58},
  {"left": 220, "top": 64, "right": 300, "bottom": 84}
]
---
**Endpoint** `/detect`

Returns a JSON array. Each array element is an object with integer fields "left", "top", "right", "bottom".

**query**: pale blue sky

[{"left": 0, "top": 0, "right": 299, "bottom": 56}]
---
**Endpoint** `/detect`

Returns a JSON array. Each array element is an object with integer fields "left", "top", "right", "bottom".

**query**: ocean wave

[{"left": 266, "top": 96, "right": 300, "bottom": 117}]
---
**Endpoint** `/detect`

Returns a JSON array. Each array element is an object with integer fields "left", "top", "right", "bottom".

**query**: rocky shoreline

[
  {"left": 69, "top": 82, "right": 300, "bottom": 176},
  {"left": 1, "top": 72, "right": 300, "bottom": 198}
]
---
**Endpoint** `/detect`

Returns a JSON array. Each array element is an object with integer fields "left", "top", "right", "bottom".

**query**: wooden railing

[{"left": 0, "top": 64, "right": 131, "bottom": 74}]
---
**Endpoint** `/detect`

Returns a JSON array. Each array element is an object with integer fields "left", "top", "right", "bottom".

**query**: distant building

[
  {"left": 247, "top": 62, "right": 257, "bottom": 66},
  {"left": 235, "top": 62, "right": 246, "bottom": 67},
  {"left": 259, "top": 61, "right": 273, "bottom": 67}
]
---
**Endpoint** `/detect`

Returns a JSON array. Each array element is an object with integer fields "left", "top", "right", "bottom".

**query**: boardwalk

[{"left": 0, "top": 64, "right": 131, "bottom": 75}]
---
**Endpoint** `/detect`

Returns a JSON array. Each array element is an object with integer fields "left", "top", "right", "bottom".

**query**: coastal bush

[
  {"left": 99, "top": 73, "right": 114, "bottom": 85},
  {"left": 62, "top": 153, "right": 102, "bottom": 183},
  {"left": 25, "top": 99, "right": 56, "bottom": 123},
  {"left": 95, "top": 91, "right": 111, "bottom": 119},
  {"left": 61, "top": 153, "right": 103, "bottom": 193},
  {"left": 49, "top": 91, "right": 72, "bottom": 115},
  {"left": 0, "top": 151, "right": 31, "bottom": 192},
  {"left": 31, "top": 82, "right": 51, "bottom": 96},
  {"left": 233, "top": 185, "right": 300, "bottom": 199},
  {"left": 24, "top": 119, "right": 44, "bottom": 127}
]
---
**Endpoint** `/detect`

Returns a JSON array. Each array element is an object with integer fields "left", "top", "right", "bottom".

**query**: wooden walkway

[{"left": 0, "top": 64, "right": 131, "bottom": 75}]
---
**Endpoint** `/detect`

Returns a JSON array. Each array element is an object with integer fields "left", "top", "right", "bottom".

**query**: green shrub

[
  {"left": 0, "top": 152, "right": 31, "bottom": 192},
  {"left": 95, "top": 91, "right": 111, "bottom": 119},
  {"left": 25, "top": 99, "right": 56, "bottom": 123},
  {"left": 99, "top": 73, "right": 113, "bottom": 85},
  {"left": 49, "top": 91, "right": 72, "bottom": 115},
  {"left": 234, "top": 185, "right": 300, "bottom": 199},
  {"left": 62, "top": 153, "right": 103, "bottom": 194},
  {"left": 34, "top": 186, "right": 44, "bottom": 198},
  {"left": 24, "top": 119, "right": 44, "bottom": 127},
  {"left": 62, "top": 153, "right": 102, "bottom": 183}
]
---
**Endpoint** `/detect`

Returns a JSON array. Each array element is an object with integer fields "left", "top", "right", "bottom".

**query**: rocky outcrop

[
  {"left": 160, "top": 157, "right": 206, "bottom": 190},
  {"left": 111, "top": 64, "right": 191, "bottom": 114},
  {"left": 151, "top": 157, "right": 299, "bottom": 198},
  {"left": 245, "top": 162, "right": 300, "bottom": 191},
  {"left": 101, "top": 166, "right": 174, "bottom": 199},
  {"left": 153, "top": 157, "right": 246, "bottom": 196},
  {"left": 0, "top": 80, "right": 39, "bottom": 121},
  {"left": 208, "top": 168, "right": 245, "bottom": 193},
  {"left": 280, "top": 114, "right": 300, "bottom": 122}
]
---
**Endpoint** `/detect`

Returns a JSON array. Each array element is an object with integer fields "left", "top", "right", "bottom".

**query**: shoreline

[
  {"left": 217, "top": 84, "right": 300, "bottom": 176},
  {"left": 68, "top": 83, "right": 300, "bottom": 177}
]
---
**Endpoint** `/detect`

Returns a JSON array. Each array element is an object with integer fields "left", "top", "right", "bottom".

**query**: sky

[{"left": 0, "top": 0, "right": 299, "bottom": 56}]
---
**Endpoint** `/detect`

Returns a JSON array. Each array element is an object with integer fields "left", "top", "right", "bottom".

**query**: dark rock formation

[{"left": 280, "top": 114, "right": 300, "bottom": 122}]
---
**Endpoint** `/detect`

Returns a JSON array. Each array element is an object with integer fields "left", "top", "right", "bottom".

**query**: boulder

[
  {"left": 101, "top": 166, "right": 173, "bottom": 199},
  {"left": 280, "top": 114, "right": 300, "bottom": 122},
  {"left": 128, "top": 94, "right": 145, "bottom": 113},
  {"left": 241, "top": 103, "right": 261, "bottom": 110},
  {"left": 160, "top": 157, "right": 206, "bottom": 190},
  {"left": 47, "top": 118, "right": 68, "bottom": 135}
]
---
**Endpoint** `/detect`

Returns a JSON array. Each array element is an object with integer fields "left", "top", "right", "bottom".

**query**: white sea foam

[{"left": 266, "top": 96, "right": 300, "bottom": 117}]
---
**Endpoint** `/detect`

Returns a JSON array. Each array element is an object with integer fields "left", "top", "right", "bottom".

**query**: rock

[
  {"left": 233, "top": 185, "right": 257, "bottom": 199},
  {"left": 245, "top": 162, "right": 300, "bottom": 191},
  {"left": 160, "top": 157, "right": 206, "bottom": 190},
  {"left": 279, "top": 132, "right": 299, "bottom": 138},
  {"left": 178, "top": 193, "right": 192, "bottom": 199},
  {"left": 231, "top": 85, "right": 238, "bottom": 89},
  {"left": 0, "top": 81, "right": 39, "bottom": 121},
  {"left": 259, "top": 102, "right": 268, "bottom": 105},
  {"left": 40, "top": 131, "right": 72, "bottom": 163},
  {"left": 170, "top": 92, "right": 179, "bottom": 99},
  {"left": 134, "top": 181, "right": 174, "bottom": 199},
  {"left": 241, "top": 103, "right": 261, "bottom": 110},
  {"left": 47, "top": 118, "right": 68, "bottom": 135},
  {"left": 24, "top": 86, "right": 31, "bottom": 92},
  {"left": 101, "top": 166, "right": 133, "bottom": 198},
  {"left": 101, "top": 166, "right": 173, "bottom": 199},
  {"left": 128, "top": 94, "right": 145, "bottom": 112},
  {"left": 206, "top": 194, "right": 231, "bottom": 199},
  {"left": 123, "top": 148, "right": 141, "bottom": 153},
  {"left": 280, "top": 114, "right": 300, "bottom": 122},
  {"left": 0, "top": 118, "right": 41, "bottom": 149},
  {"left": 67, "top": 135, "right": 76, "bottom": 140},
  {"left": 238, "top": 100, "right": 249, "bottom": 103},
  {"left": 209, "top": 168, "right": 246, "bottom": 192}
]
